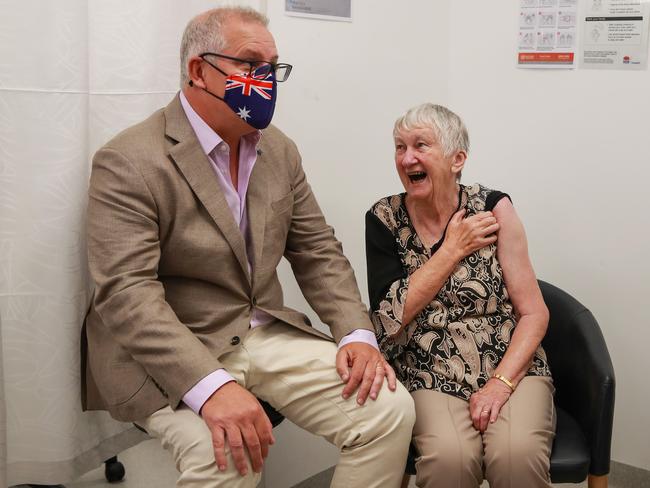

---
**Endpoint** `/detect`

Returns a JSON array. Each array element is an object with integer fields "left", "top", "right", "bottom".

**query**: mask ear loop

[
  {"left": 188, "top": 55, "right": 231, "bottom": 88},
  {"left": 187, "top": 78, "right": 227, "bottom": 104}
]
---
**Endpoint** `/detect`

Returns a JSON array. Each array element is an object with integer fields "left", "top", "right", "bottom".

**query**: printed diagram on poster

[
  {"left": 285, "top": 0, "right": 352, "bottom": 22},
  {"left": 518, "top": 0, "right": 579, "bottom": 68},
  {"left": 580, "top": 0, "right": 650, "bottom": 69}
]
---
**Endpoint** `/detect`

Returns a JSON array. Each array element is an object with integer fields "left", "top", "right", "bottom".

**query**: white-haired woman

[{"left": 366, "top": 103, "right": 555, "bottom": 488}]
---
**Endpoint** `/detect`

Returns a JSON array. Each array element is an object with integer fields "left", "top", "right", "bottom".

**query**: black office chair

[
  {"left": 404, "top": 280, "right": 615, "bottom": 488},
  {"left": 259, "top": 398, "right": 286, "bottom": 428},
  {"left": 538, "top": 280, "right": 615, "bottom": 487}
]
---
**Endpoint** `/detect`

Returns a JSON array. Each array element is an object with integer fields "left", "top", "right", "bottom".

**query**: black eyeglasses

[{"left": 199, "top": 52, "right": 292, "bottom": 82}]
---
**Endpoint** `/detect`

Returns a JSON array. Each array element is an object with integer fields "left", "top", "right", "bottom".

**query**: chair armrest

[{"left": 539, "top": 281, "right": 615, "bottom": 476}]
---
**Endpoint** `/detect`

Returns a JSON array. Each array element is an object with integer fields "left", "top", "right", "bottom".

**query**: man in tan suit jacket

[{"left": 82, "top": 6, "right": 414, "bottom": 488}]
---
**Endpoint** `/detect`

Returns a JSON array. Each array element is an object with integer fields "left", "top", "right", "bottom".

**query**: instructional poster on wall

[
  {"left": 285, "top": 0, "right": 352, "bottom": 22},
  {"left": 580, "top": 0, "right": 650, "bottom": 69},
  {"left": 518, "top": 0, "right": 579, "bottom": 68}
]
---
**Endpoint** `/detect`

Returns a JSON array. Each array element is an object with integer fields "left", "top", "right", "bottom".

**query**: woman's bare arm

[{"left": 469, "top": 197, "right": 549, "bottom": 432}]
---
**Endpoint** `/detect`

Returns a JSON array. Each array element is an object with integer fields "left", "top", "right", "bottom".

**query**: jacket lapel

[
  {"left": 246, "top": 146, "right": 269, "bottom": 289},
  {"left": 164, "top": 95, "right": 251, "bottom": 284}
]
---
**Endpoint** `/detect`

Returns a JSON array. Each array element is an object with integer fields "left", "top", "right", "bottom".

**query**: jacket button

[
  {"left": 230, "top": 336, "right": 240, "bottom": 346},
  {"left": 252, "top": 297, "right": 257, "bottom": 306}
]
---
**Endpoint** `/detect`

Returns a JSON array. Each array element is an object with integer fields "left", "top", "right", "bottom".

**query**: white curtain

[{"left": 0, "top": 1, "right": 260, "bottom": 484}]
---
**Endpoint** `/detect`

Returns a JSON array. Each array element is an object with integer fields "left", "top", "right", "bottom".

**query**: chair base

[{"left": 104, "top": 456, "right": 125, "bottom": 483}]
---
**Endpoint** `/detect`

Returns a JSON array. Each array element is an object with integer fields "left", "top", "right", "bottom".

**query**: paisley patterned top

[{"left": 365, "top": 183, "right": 551, "bottom": 401}]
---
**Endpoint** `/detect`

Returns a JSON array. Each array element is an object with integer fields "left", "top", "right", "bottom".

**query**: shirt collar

[{"left": 179, "top": 91, "right": 261, "bottom": 155}]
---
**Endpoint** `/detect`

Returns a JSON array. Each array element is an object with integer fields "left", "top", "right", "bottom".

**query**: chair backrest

[{"left": 538, "top": 280, "right": 615, "bottom": 476}]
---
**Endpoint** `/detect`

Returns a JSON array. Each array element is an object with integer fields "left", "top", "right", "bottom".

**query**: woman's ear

[{"left": 451, "top": 150, "right": 467, "bottom": 177}]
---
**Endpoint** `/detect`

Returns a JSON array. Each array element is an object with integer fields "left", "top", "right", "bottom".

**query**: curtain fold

[{"left": 0, "top": 1, "right": 260, "bottom": 484}]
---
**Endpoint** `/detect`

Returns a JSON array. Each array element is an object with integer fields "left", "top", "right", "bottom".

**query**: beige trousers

[
  {"left": 411, "top": 376, "right": 556, "bottom": 488},
  {"left": 137, "top": 322, "right": 415, "bottom": 488}
]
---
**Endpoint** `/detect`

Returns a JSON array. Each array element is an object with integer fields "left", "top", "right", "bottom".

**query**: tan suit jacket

[{"left": 82, "top": 95, "right": 373, "bottom": 421}]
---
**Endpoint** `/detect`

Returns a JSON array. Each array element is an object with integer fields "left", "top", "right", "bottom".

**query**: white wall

[
  {"left": 446, "top": 1, "right": 650, "bottom": 470},
  {"left": 264, "top": 0, "right": 650, "bottom": 479},
  {"left": 261, "top": 1, "right": 451, "bottom": 486}
]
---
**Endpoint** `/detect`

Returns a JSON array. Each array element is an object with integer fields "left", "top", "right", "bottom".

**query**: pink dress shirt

[{"left": 179, "top": 92, "right": 378, "bottom": 414}]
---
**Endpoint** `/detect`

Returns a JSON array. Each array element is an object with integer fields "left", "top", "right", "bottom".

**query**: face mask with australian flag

[{"left": 222, "top": 67, "right": 277, "bottom": 129}]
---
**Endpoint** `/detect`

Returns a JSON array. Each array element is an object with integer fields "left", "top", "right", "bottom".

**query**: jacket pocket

[{"left": 270, "top": 190, "right": 294, "bottom": 215}]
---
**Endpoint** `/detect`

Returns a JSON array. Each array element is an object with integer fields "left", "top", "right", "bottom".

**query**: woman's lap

[{"left": 410, "top": 376, "right": 555, "bottom": 488}]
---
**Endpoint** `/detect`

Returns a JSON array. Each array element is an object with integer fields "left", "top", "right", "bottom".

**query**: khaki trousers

[
  {"left": 137, "top": 322, "right": 415, "bottom": 488},
  {"left": 411, "top": 376, "right": 556, "bottom": 488}
]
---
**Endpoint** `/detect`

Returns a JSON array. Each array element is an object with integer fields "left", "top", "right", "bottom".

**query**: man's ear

[
  {"left": 187, "top": 57, "right": 206, "bottom": 88},
  {"left": 451, "top": 150, "right": 467, "bottom": 177}
]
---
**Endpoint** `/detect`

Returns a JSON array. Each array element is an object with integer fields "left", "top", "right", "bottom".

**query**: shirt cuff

[
  {"left": 337, "top": 329, "right": 379, "bottom": 350},
  {"left": 182, "top": 369, "right": 236, "bottom": 414}
]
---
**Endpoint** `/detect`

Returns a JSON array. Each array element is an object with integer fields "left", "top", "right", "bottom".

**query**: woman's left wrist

[{"left": 491, "top": 373, "right": 516, "bottom": 392}]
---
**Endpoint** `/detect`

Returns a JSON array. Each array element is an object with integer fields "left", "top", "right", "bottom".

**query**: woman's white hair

[
  {"left": 393, "top": 103, "right": 470, "bottom": 158},
  {"left": 179, "top": 7, "right": 269, "bottom": 88}
]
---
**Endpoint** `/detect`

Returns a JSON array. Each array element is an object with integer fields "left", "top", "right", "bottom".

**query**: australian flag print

[{"left": 223, "top": 69, "right": 277, "bottom": 129}]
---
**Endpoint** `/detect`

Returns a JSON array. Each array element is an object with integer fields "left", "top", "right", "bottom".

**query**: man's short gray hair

[
  {"left": 179, "top": 7, "right": 269, "bottom": 88},
  {"left": 393, "top": 103, "right": 470, "bottom": 158}
]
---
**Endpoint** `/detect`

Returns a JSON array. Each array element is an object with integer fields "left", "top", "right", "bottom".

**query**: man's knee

[
  {"left": 145, "top": 408, "right": 220, "bottom": 476},
  {"left": 375, "top": 382, "right": 416, "bottom": 437},
  {"left": 160, "top": 416, "right": 217, "bottom": 473},
  {"left": 347, "top": 382, "right": 415, "bottom": 453},
  {"left": 166, "top": 423, "right": 259, "bottom": 486},
  {"left": 176, "top": 436, "right": 217, "bottom": 472}
]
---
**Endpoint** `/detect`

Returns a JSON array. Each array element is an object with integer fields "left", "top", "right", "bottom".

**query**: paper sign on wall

[
  {"left": 285, "top": 0, "right": 352, "bottom": 22},
  {"left": 517, "top": 0, "right": 579, "bottom": 69},
  {"left": 580, "top": 0, "right": 650, "bottom": 69}
]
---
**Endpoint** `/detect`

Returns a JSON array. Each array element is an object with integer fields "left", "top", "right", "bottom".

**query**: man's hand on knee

[
  {"left": 336, "top": 343, "right": 397, "bottom": 405},
  {"left": 200, "top": 382, "right": 275, "bottom": 476}
]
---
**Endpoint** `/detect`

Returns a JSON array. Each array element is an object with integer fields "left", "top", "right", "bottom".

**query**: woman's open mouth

[{"left": 408, "top": 171, "right": 427, "bottom": 183}]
